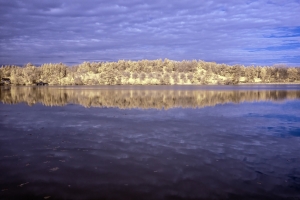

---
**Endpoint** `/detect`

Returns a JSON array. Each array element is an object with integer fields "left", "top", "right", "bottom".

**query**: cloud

[{"left": 0, "top": 0, "right": 299, "bottom": 66}]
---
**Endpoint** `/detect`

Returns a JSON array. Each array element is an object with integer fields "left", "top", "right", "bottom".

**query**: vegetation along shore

[{"left": 1, "top": 59, "right": 300, "bottom": 85}]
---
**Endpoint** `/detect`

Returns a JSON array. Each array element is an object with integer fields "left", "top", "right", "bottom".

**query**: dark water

[{"left": 0, "top": 85, "right": 300, "bottom": 200}]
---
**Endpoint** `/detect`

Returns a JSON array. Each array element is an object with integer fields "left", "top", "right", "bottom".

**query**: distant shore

[{"left": 1, "top": 59, "right": 299, "bottom": 86}]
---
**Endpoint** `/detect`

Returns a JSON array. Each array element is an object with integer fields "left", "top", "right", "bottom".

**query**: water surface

[{"left": 0, "top": 85, "right": 300, "bottom": 200}]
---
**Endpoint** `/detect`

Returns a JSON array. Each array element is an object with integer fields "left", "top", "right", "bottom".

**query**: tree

[
  {"left": 23, "top": 64, "right": 38, "bottom": 84},
  {"left": 10, "top": 68, "right": 24, "bottom": 85},
  {"left": 232, "top": 65, "right": 241, "bottom": 84},
  {"left": 169, "top": 72, "right": 178, "bottom": 84},
  {"left": 132, "top": 72, "right": 138, "bottom": 79},
  {"left": 260, "top": 67, "right": 267, "bottom": 82},
  {"left": 287, "top": 68, "right": 298, "bottom": 82},
  {"left": 187, "top": 72, "right": 193, "bottom": 82},
  {"left": 162, "top": 73, "right": 171, "bottom": 84},
  {"left": 139, "top": 73, "right": 146, "bottom": 82},
  {"left": 245, "top": 66, "right": 256, "bottom": 82}
]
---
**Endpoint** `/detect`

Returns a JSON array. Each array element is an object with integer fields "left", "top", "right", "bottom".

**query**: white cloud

[{"left": 0, "top": 0, "right": 299, "bottom": 66}]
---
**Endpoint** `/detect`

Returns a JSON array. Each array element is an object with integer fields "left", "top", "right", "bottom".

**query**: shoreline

[
  {"left": 1, "top": 82, "right": 300, "bottom": 87},
  {"left": 1, "top": 60, "right": 300, "bottom": 86}
]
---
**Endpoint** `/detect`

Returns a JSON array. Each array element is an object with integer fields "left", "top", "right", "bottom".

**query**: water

[{"left": 0, "top": 85, "right": 300, "bottom": 200}]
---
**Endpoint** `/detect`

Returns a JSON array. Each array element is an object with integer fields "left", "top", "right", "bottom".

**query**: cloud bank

[{"left": 0, "top": 0, "right": 299, "bottom": 66}]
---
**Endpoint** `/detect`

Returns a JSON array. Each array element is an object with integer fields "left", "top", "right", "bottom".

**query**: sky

[{"left": 0, "top": 0, "right": 300, "bottom": 66}]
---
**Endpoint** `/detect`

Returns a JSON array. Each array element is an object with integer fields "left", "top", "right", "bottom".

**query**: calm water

[{"left": 0, "top": 85, "right": 300, "bottom": 200}]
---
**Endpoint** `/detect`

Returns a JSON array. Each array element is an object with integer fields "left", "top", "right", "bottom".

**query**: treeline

[
  {"left": 1, "top": 87, "right": 300, "bottom": 109},
  {"left": 0, "top": 59, "right": 300, "bottom": 85}
]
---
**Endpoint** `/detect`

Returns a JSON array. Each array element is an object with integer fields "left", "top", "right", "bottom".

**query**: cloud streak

[{"left": 0, "top": 0, "right": 299, "bottom": 66}]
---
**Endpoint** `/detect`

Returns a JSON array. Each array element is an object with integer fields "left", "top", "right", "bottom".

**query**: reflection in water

[
  {"left": 1, "top": 85, "right": 300, "bottom": 199},
  {"left": 1, "top": 86, "right": 300, "bottom": 109}
]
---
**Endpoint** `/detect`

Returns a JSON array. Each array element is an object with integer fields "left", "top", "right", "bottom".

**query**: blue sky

[{"left": 0, "top": 0, "right": 299, "bottom": 66}]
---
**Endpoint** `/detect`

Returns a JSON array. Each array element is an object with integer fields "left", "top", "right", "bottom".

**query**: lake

[{"left": 0, "top": 85, "right": 300, "bottom": 200}]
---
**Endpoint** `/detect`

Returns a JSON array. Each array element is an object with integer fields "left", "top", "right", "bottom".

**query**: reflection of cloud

[
  {"left": 0, "top": 1, "right": 299, "bottom": 65},
  {"left": 1, "top": 86, "right": 300, "bottom": 109}
]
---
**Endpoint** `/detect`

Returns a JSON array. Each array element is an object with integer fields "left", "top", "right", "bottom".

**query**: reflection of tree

[{"left": 1, "top": 86, "right": 299, "bottom": 109}]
